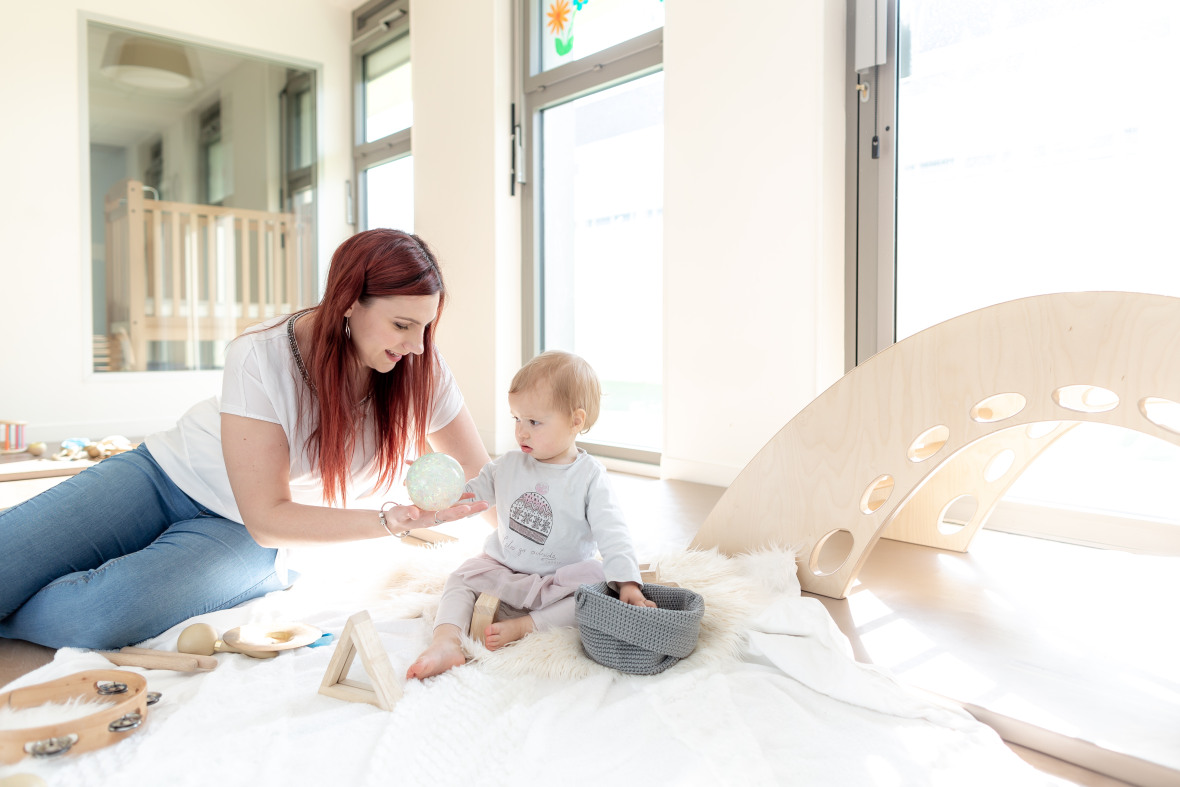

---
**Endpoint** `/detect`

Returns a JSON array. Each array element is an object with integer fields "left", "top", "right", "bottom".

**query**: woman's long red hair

[{"left": 302, "top": 229, "right": 446, "bottom": 505}]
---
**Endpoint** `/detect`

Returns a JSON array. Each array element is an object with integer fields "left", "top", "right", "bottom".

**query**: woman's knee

[{"left": 1, "top": 587, "right": 177, "bottom": 650}]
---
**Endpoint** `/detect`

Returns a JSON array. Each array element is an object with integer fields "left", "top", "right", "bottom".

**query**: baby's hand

[{"left": 618, "top": 581, "right": 657, "bottom": 608}]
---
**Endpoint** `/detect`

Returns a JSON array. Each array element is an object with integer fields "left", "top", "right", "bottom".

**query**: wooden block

[
  {"left": 470, "top": 593, "right": 501, "bottom": 646},
  {"left": 318, "top": 610, "right": 402, "bottom": 711},
  {"left": 639, "top": 561, "right": 660, "bottom": 583}
]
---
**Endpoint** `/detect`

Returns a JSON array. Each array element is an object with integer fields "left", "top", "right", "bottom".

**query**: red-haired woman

[{"left": 0, "top": 229, "right": 490, "bottom": 650}]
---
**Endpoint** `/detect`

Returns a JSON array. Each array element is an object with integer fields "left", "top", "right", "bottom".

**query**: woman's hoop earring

[{"left": 344, "top": 317, "right": 351, "bottom": 340}]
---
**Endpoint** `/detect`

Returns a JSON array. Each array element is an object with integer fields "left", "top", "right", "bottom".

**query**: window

[
  {"left": 365, "top": 155, "right": 414, "bottom": 232},
  {"left": 352, "top": 0, "right": 413, "bottom": 232},
  {"left": 88, "top": 22, "right": 317, "bottom": 373},
  {"left": 282, "top": 69, "right": 318, "bottom": 286},
  {"left": 198, "top": 104, "right": 225, "bottom": 206},
  {"left": 539, "top": 0, "right": 663, "bottom": 72},
  {"left": 522, "top": 0, "right": 665, "bottom": 460},
  {"left": 851, "top": 0, "right": 1180, "bottom": 548}
]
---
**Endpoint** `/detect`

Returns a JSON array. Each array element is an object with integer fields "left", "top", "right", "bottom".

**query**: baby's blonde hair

[{"left": 510, "top": 351, "right": 601, "bottom": 433}]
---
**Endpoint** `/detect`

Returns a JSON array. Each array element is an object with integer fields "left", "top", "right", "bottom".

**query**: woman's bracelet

[{"left": 379, "top": 502, "right": 409, "bottom": 538}]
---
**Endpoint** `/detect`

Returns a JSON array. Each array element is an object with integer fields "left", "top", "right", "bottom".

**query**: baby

[{"left": 408, "top": 350, "right": 654, "bottom": 679}]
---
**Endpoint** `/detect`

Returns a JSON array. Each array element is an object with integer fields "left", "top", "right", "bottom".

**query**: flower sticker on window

[
  {"left": 547, "top": 0, "right": 571, "bottom": 35},
  {"left": 546, "top": 0, "right": 662, "bottom": 62},
  {"left": 547, "top": 0, "right": 575, "bottom": 56}
]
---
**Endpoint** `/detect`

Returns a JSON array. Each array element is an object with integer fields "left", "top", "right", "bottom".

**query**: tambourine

[{"left": 0, "top": 669, "right": 159, "bottom": 764}]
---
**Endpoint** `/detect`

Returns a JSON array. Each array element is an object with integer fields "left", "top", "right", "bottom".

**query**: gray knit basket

[{"left": 575, "top": 582, "right": 705, "bottom": 675}]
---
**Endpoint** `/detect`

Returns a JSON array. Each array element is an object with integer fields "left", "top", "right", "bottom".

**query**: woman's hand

[
  {"left": 428, "top": 492, "right": 490, "bottom": 527},
  {"left": 618, "top": 581, "right": 657, "bottom": 608},
  {"left": 386, "top": 492, "right": 490, "bottom": 532}
]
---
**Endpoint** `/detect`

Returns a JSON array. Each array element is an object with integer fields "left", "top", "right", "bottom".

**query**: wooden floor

[
  {"left": 610, "top": 472, "right": 1158, "bottom": 787},
  {"left": 3, "top": 468, "right": 1172, "bottom": 786}
]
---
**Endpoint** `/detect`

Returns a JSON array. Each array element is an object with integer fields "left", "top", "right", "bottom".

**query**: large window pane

[
  {"left": 364, "top": 155, "right": 414, "bottom": 232},
  {"left": 891, "top": 1, "right": 1180, "bottom": 526},
  {"left": 291, "top": 86, "right": 314, "bottom": 171},
  {"left": 364, "top": 35, "right": 412, "bottom": 141},
  {"left": 539, "top": 0, "right": 664, "bottom": 72},
  {"left": 895, "top": 0, "right": 1180, "bottom": 340},
  {"left": 541, "top": 72, "right": 663, "bottom": 451},
  {"left": 89, "top": 23, "right": 315, "bottom": 373}
]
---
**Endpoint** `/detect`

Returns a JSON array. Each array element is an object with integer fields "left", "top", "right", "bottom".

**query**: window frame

[
  {"left": 848, "top": 0, "right": 898, "bottom": 368},
  {"left": 516, "top": 0, "right": 664, "bottom": 464},
  {"left": 281, "top": 69, "right": 317, "bottom": 202},
  {"left": 350, "top": 0, "right": 412, "bottom": 231}
]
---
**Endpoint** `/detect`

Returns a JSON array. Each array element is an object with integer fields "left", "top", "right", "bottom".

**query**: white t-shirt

[
  {"left": 145, "top": 314, "right": 465, "bottom": 524},
  {"left": 466, "top": 449, "right": 642, "bottom": 584}
]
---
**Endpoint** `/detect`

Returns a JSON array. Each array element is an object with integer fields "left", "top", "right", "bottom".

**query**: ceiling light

[{"left": 101, "top": 36, "right": 196, "bottom": 91}]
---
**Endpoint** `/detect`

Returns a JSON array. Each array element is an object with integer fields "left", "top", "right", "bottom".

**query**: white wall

[
  {"left": 408, "top": 0, "right": 847, "bottom": 484},
  {"left": 411, "top": 0, "right": 521, "bottom": 457},
  {"left": 1, "top": 0, "right": 846, "bottom": 490},
  {"left": 662, "top": 0, "right": 847, "bottom": 485},
  {"left": 0, "top": 0, "right": 353, "bottom": 441}
]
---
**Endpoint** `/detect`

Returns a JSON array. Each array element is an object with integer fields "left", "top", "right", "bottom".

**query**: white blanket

[{"left": 0, "top": 541, "right": 1066, "bottom": 786}]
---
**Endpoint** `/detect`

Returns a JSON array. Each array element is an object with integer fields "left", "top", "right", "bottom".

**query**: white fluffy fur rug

[
  {"left": 0, "top": 698, "right": 115, "bottom": 731},
  {"left": 368, "top": 542, "right": 802, "bottom": 680}
]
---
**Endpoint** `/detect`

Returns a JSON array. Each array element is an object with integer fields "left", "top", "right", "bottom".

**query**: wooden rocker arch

[{"left": 691, "top": 292, "right": 1180, "bottom": 599}]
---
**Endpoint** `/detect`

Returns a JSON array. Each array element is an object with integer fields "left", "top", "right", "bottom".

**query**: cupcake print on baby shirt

[{"left": 509, "top": 482, "right": 553, "bottom": 545}]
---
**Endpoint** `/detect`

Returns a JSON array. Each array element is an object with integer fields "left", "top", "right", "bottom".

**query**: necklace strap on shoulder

[{"left": 287, "top": 310, "right": 316, "bottom": 393}]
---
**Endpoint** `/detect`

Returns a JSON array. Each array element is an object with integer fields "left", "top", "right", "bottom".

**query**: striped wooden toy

[{"left": 1, "top": 420, "right": 28, "bottom": 454}]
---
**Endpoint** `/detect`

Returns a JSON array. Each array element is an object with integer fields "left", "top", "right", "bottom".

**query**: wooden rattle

[
  {"left": 178, "top": 623, "right": 276, "bottom": 660},
  {"left": 178, "top": 621, "right": 321, "bottom": 659}
]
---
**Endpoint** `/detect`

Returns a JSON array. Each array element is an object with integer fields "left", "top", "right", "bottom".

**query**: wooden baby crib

[{"left": 103, "top": 179, "right": 310, "bottom": 371}]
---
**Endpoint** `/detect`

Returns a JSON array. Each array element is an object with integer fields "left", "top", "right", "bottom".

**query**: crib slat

[
  {"left": 150, "top": 205, "right": 166, "bottom": 367},
  {"left": 238, "top": 216, "right": 251, "bottom": 330},
  {"left": 284, "top": 218, "right": 298, "bottom": 310},
  {"left": 255, "top": 217, "right": 265, "bottom": 323},
  {"left": 171, "top": 210, "right": 184, "bottom": 364},
  {"left": 200, "top": 213, "right": 215, "bottom": 341},
  {"left": 269, "top": 219, "right": 281, "bottom": 317},
  {"left": 128, "top": 185, "right": 148, "bottom": 372}
]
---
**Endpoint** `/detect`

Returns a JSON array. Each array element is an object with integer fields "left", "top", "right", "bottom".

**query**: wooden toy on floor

[
  {"left": 1, "top": 421, "right": 28, "bottom": 455},
  {"left": 318, "top": 611, "right": 402, "bottom": 710},
  {"left": 470, "top": 593, "right": 501, "bottom": 647},
  {"left": 639, "top": 561, "right": 679, "bottom": 588},
  {"left": 0, "top": 669, "right": 157, "bottom": 764},
  {"left": 99, "top": 647, "right": 217, "bottom": 672},
  {"left": 178, "top": 622, "right": 274, "bottom": 659},
  {"left": 222, "top": 621, "right": 321, "bottom": 652},
  {"left": 51, "top": 436, "right": 136, "bottom": 462}
]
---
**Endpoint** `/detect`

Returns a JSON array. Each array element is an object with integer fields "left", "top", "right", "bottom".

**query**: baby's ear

[{"left": 572, "top": 408, "right": 587, "bottom": 432}]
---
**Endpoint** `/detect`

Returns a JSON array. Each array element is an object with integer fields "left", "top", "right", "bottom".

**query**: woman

[{"left": 0, "top": 229, "right": 490, "bottom": 650}]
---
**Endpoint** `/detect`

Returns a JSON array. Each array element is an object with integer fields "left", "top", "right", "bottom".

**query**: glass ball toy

[{"left": 406, "top": 452, "right": 465, "bottom": 511}]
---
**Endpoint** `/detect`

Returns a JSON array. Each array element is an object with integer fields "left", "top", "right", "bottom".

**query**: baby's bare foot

[
  {"left": 406, "top": 628, "right": 466, "bottom": 679},
  {"left": 484, "top": 616, "right": 535, "bottom": 651}
]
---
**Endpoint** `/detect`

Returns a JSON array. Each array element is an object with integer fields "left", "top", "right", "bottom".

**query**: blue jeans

[{"left": 0, "top": 444, "right": 288, "bottom": 650}]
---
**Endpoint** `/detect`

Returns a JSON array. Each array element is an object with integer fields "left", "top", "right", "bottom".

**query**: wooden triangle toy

[{"left": 318, "top": 610, "right": 403, "bottom": 711}]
